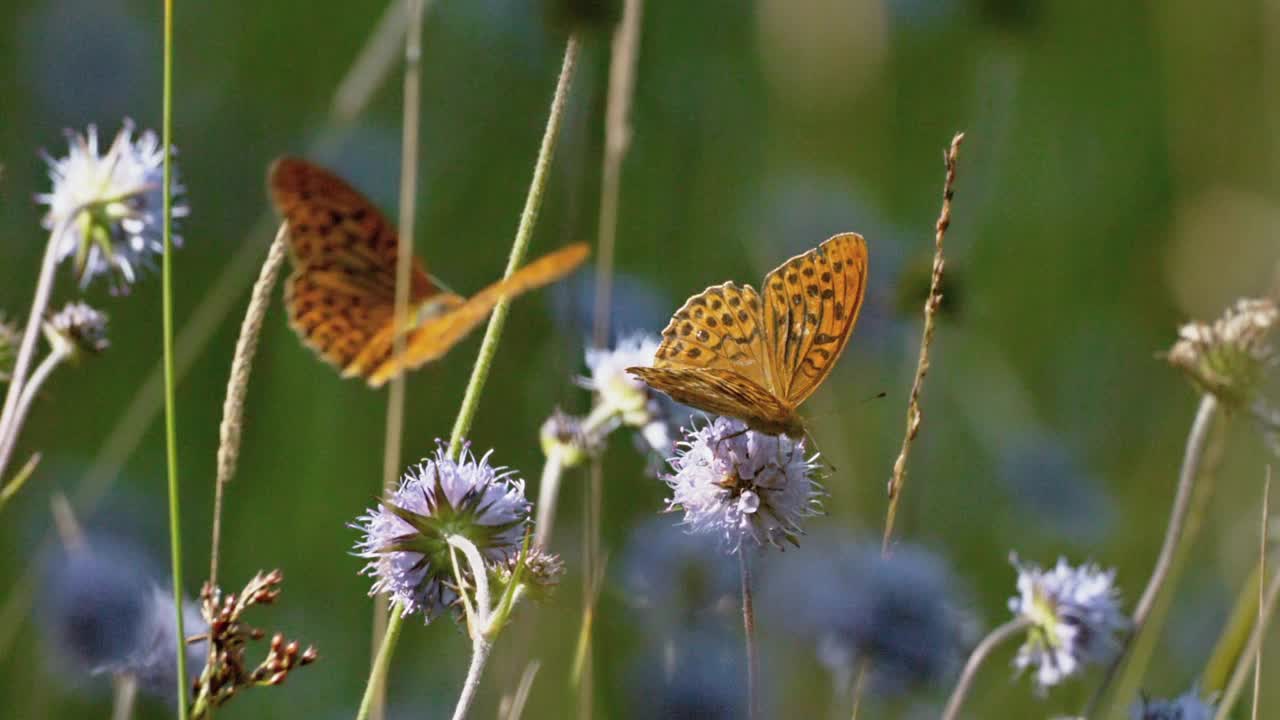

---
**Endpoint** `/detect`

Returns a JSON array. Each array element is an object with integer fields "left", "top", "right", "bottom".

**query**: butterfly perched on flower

[
  {"left": 627, "top": 233, "right": 867, "bottom": 438},
  {"left": 268, "top": 157, "right": 588, "bottom": 387}
]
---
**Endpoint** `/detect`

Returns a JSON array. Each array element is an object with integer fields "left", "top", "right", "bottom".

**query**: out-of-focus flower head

[
  {"left": 35, "top": 120, "right": 188, "bottom": 291},
  {"left": 579, "top": 333, "right": 681, "bottom": 459},
  {"left": 617, "top": 516, "right": 738, "bottom": 626},
  {"left": 44, "top": 301, "right": 109, "bottom": 361},
  {"left": 0, "top": 313, "right": 20, "bottom": 382},
  {"left": 664, "top": 417, "right": 823, "bottom": 553},
  {"left": 1130, "top": 687, "right": 1216, "bottom": 720},
  {"left": 762, "top": 535, "right": 974, "bottom": 697},
  {"left": 492, "top": 546, "right": 565, "bottom": 606},
  {"left": 352, "top": 443, "right": 531, "bottom": 622},
  {"left": 1167, "top": 297, "right": 1277, "bottom": 408},
  {"left": 628, "top": 626, "right": 745, "bottom": 720},
  {"left": 39, "top": 534, "right": 206, "bottom": 701},
  {"left": 1008, "top": 555, "right": 1129, "bottom": 692}
]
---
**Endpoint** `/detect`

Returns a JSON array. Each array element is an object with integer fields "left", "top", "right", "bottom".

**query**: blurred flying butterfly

[
  {"left": 268, "top": 157, "right": 589, "bottom": 387},
  {"left": 627, "top": 233, "right": 867, "bottom": 438}
]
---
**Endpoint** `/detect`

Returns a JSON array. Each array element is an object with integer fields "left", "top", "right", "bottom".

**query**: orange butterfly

[
  {"left": 627, "top": 233, "right": 867, "bottom": 438},
  {"left": 268, "top": 157, "right": 589, "bottom": 387}
]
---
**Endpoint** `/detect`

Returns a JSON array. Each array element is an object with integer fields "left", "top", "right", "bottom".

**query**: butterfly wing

[
  {"left": 268, "top": 157, "right": 439, "bottom": 374},
  {"left": 365, "top": 243, "right": 591, "bottom": 387},
  {"left": 649, "top": 282, "right": 775, "bottom": 391},
  {"left": 626, "top": 366, "right": 795, "bottom": 434},
  {"left": 761, "top": 232, "right": 867, "bottom": 406}
]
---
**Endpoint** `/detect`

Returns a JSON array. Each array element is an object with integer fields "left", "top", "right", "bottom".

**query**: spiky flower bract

[
  {"left": 35, "top": 120, "right": 188, "bottom": 291},
  {"left": 352, "top": 443, "right": 532, "bottom": 622},
  {"left": 44, "top": 301, "right": 109, "bottom": 360},
  {"left": 1008, "top": 555, "right": 1128, "bottom": 692},
  {"left": 1131, "top": 688, "right": 1216, "bottom": 720},
  {"left": 664, "top": 417, "right": 823, "bottom": 553}
]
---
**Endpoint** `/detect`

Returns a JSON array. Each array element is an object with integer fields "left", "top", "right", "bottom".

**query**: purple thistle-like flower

[
  {"left": 1008, "top": 555, "right": 1129, "bottom": 692},
  {"left": 352, "top": 443, "right": 531, "bottom": 622},
  {"left": 1131, "top": 688, "right": 1216, "bottom": 720},
  {"left": 35, "top": 120, "right": 188, "bottom": 291},
  {"left": 664, "top": 417, "right": 823, "bottom": 553}
]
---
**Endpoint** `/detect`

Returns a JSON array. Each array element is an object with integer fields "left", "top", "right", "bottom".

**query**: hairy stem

[
  {"left": 940, "top": 617, "right": 1030, "bottom": 720},
  {"left": 356, "top": 36, "right": 580, "bottom": 720}
]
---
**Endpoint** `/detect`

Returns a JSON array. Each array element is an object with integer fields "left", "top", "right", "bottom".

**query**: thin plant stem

[
  {"left": 370, "top": 3, "right": 426, "bottom": 718},
  {"left": 0, "top": 0, "right": 413, "bottom": 661},
  {"left": 582, "top": 7, "right": 643, "bottom": 709},
  {"left": 0, "top": 452, "right": 42, "bottom": 510},
  {"left": 0, "top": 347, "right": 71, "bottom": 500},
  {"left": 740, "top": 550, "right": 759, "bottom": 720},
  {"left": 1203, "top": 562, "right": 1264, "bottom": 692},
  {"left": 848, "top": 661, "right": 868, "bottom": 720},
  {"left": 880, "top": 131, "right": 964, "bottom": 554},
  {"left": 940, "top": 617, "right": 1030, "bottom": 720},
  {"left": 533, "top": 448, "right": 565, "bottom": 548},
  {"left": 160, "top": 0, "right": 189, "bottom": 713},
  {"left": 453, "top": 637, "right": 494, "bottom": 720},
  {"left": 111, "top": 675, "right": 138, "bottom": 720},
  {"left": 1214, "top": 553, "right": 1280, "bottom": 720},
  {"left": 356, "top": 36, "right": 580, "bottom": 720},
  {"left": 579, "top": 469, "right": 597, "bottom": 720},
  {"left": 446, "top": 36, "right": 580, "bottom": 459},
  {"left": 208, "top": 226, "right": 287, "bottom": 591},
  {"left": 503, "top": 660, "right": 541, "bottom": 720},
  {"left": 1252, "top": 467, "right": 1269, "bottom": 720},
  {"left": 0, "top": 228, "right": 62, "bottom": 480},
  {"left": 1091, "top": 394, "right": 1221, "bottom": 717}
]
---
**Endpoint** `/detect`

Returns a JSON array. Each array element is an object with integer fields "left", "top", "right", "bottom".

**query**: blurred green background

[{"left": 2, "top": 0, "right": 1279, "bottom": 717}]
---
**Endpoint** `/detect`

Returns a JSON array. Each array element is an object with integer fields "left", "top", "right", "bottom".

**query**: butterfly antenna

[{"left": 428, "top": 272, "right": 458, "bottom": 296}]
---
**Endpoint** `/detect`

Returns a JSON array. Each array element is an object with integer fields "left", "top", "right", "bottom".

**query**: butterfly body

[
  {"left": 627, "top": 233, "right": 867, "bottom": 437},
  {"left": 269, "top": 157, "right": 588, "bottom": 387}
]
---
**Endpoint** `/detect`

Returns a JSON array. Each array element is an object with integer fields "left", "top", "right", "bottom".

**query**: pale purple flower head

[
  {"left": 36, "top": 120, "right": 188, "bottom": 291},
  {"left": 1131, "top": 688, "right": 1215, "bottom": 720},
  {"left": 45, "top": 301, "right": 109, "bottom": 359},
  {"left": 579, "top": 333, "right": 681, "bottom": 458},
  {"left": 664, "top": 417, "right": 823, "bottom": 553},
  {"left": 352, "top": 443, "right": 531, "bottom": 622},
  {"left": 1008, "top": 555, "right": 1129, "bottom": 692}
]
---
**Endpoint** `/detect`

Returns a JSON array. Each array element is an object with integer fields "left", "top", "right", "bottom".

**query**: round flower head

[
  {"left": 36, "top": 120, "right": 188, "bottom": 291},
  {"left": 1131, "top": 688, "right": 1215, "bottom": 720},
  {"left": 664, "top": 417, "right": 823, "bottom": 553},
  {"left": 1167, "top": 297, "right": 1278, "bottom": 408},
  {"left": 582, "top": 333, "right": 660, "bottom": 426},
  {"left": 44, "top": 301, "right": 109, "bottom": 361},
  {"left": 1008, "top": 555, "right": 1129, "bottom": 692},
  {"left": 352, "top": 443, "right": 532, "bottom": 622}
]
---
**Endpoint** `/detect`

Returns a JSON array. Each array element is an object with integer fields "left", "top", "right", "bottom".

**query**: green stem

[
  {"left": 160, "top": 0, "right": 188, "bottom": 715},
  {"left": 446, "top": 35, "right": 580, "bottom": 459},
  {"left": 940, "top": 617, "right": 1031, "bottom": 720},
  {"left": 355, "top": 35, "right": 580, "bottom": 720},
  {"left": 740, "top": 551, "right": 759, "bottom": 720}
]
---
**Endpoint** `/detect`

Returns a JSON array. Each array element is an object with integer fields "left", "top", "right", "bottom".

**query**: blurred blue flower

[
  {"left": 998, "top": 433, "right": 1115, "bottom": 544},
  {"left": 1131, "top": 688, "right": 1216, "bottom": 720},
  {"left": 352, "top": 443, "right": 531, "bottom": 622},
  {"left": 39, "top": 534, "right": 206, "bottom": 701},
  {"left": 627, "top": 626, "right": 745, "bottom": 720},
  {"left": 761, "top": 536, "right": 973, "bottom": 697},
  {"left": 1009, "top": 555, "right": 1128, "bottom": 692},
  {"left": 617, "top": 516, "right": 738, "bottom": 625},
  {"left": 36, "top": 121, "right": 187, "bottom": 291},
  {"left": 664, "top": 417, "right": 823, "bottom": 553}
]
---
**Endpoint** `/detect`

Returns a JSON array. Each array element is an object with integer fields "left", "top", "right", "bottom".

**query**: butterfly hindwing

[
  {"left": 652, "top": 282, "right": 773, "bottom": 391},
  {"left": 627, "top": 366, "right": 792, "bottom": 431},
  {"left": 761, "top": 233, "right": 867, "bottom": 406}
]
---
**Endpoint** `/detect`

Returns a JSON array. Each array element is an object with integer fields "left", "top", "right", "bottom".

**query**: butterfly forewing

[
  {"left": 761, "top": 233, "right": 867, "bottom": 406},
  {"left": 366, "top": 243, "right": 591, "bottom": 387},
  {"left": 651, "top": 281, "right": 775, "bottom": 392}
]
